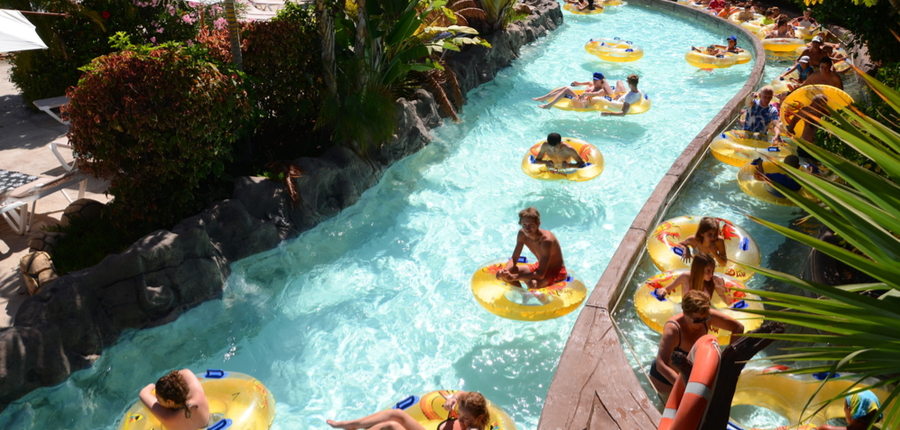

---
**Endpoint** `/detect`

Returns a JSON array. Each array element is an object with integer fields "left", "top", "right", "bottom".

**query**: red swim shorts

[{"left": 526, "top": 262, "right": 569, "bottom": 285}]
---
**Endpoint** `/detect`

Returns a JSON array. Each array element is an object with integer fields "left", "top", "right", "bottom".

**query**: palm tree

[{"left": 737, "top": 66, "right": 900, "bottom": 427}]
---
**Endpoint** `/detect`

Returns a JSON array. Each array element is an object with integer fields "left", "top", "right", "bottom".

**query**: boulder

[
  {"left": 60, "top": 198, "right": 104, "bottom": 227},
  {"left": 28, "top": 231, "right": 64, "bottom": 254}
]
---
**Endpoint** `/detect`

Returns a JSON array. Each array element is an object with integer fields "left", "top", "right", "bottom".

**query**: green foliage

[
  {"left": 7, "top": 0, "right": 198, "bottom": 107},
  {"left": 796, "top": 0, "right": 900, "bottom": 63},
  {"left": 198, "top": 9, "right": 328, "bottom": 162},
  {"left": 737, "top": 67, "right": 900, "bottom": 427},
  {"left": 44, "top": 214, "right": 142, "bottom": 275},
  {"left": 503, "top": 8, "right": 529, "bottom": 26},
  {"left": 476, "top": 0, "right": 517, "bottom": 31},
  {"left": 67, "top": 36, "right": 251, "bottom": 228}
]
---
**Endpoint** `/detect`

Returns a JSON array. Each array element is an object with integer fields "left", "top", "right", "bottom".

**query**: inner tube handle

[
  {"left": 730, "top": 299, "right": 748, "bottom": 309},
  {"left": 205, "top": 369, "right": 228, "bottom": 379},
  {"left": 208, "top": 419, "right": 233, "bottom": 430},
  {"left": 652, "top": 289, "right": 667, "bottom": 301}
]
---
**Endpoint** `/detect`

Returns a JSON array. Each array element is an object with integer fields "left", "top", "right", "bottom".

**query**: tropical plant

[
  {"left": 736, "top": 67, "right": 900, "bottom": 428},
  {"left": 794, "top": 0, "right": 900, "bottom": 63},
  {"left": 315, "top": 0, "right": 491, "bottom": 156},
  {"left": 476, "top": 0, "right": 516, "bottom": 32}
]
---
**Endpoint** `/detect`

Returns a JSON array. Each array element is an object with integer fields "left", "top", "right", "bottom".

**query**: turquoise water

[
  {"left": 0, "top": 4, "right": 752, "bottom": 430},
  {"left": 613, "top": 44, "right": 867, "bottom": 428}
]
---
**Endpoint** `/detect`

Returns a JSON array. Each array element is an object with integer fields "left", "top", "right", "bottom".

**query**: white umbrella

[{"left": 0, "top": 9, "right": 48, "bottom": 53}]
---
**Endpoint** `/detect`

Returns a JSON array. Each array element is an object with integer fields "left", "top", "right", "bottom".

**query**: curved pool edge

[{"left": 538, "top": 2, "right": 767, "bottom": 429}]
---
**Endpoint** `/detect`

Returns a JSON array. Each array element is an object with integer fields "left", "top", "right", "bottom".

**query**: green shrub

[
  {"left": 791, "top": 0, "right": 900, "bottom": 64},
  {"left": 44, "top": 214, "right": 143, "bottom": 275},
  {"left": 9, "top": 0, "right": 198, "bottom": 107},
  {"left": 198, "top": 7, "right": 327, "bottom": 162},
  {"left": 67, "top": 35, "right": 251, "bottom": 228}
]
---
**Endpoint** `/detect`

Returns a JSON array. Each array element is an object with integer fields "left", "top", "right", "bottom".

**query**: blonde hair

[
  {"left": 690, "top": 253, "right": 717, "bottom": 296},
  {"left": 518, "top": 207, "right": 540, "bottom": 224},
  {"left": 458, "top": 392, "right": 491, "bottom": 429}
]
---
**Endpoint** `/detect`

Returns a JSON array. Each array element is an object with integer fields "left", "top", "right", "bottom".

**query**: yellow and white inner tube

[
  {"left": 563, "top": 3, "right": 604, "bottom": 14},
  {"left": 710, "top": 130, "right": 796, "bottom": 168},
  {"left": 598, "top": 0, "right": 623, "bottom": 5},
  {"left": 733, "top": 366, "right": 891, "bottom": 429},
  {"left": 118, "top": 370, "right": 275, "bottom": 430},
  {"left": 685, "top": 49, "right": 737, "bottom": 69},
  {"left": 387, "top": 390, "right": 517, "bottom": 430},
  {"left": 585, "top": 37, "right": 644, "bottom": 62},
  {"left": 471, "top": 258, "right": 587, "bottom": 321},
  {"left": 780, "top": 84, "right": 853, "bottom": 138},
  {"left": 521, "top": 138, "right": 604, "bottom": 182},
  {"left": 761, "top": 37, "right": 807, "bottom": 52},
  {"left": 646, "top": 215, "right": 761, "bottom": 282},
  {"left": 771, "top": 69, "right": 800, "bottom": 96},
  {"left": 737, "top": 160, "right": 817, "bottom": 206},
  {"left": 740, "top": 19, "right": 765, "bottom": 35},
  {"left": 633, "top": 270, "right": 763, "bottom": 345},
  {"left": 548, "top": 89, "right": 651, "bottom": 114}
]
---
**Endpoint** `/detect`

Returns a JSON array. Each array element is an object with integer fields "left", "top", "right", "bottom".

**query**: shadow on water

[
  {"left": 577, "top": 61, "right": 644, "bottom": 78},
  {"left": 684, "top": 67, "right": 756, "bottom": 87}
]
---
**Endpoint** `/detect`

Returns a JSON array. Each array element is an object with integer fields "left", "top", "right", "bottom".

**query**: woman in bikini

[
  {"left": 327, "top": 391, "right": 490, "bottom": 430},
  {"left": 675, "top": 217, "right": 728, "bottom": 267},
  {"left": 648, "top": 290, "right": 744, "bottom": 395},
  {"left": 533, "top": 72, "right": 618, "bottom": 109}
]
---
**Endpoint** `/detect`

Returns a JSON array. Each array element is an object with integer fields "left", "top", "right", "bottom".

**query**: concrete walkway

[{"left": 0, "top": 58, "right": 111, "bottom": 327}]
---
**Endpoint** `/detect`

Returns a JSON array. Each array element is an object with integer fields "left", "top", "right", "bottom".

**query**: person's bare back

[
  {"left": 139, "top": 369, "right": 211, "bottom": 430},
  {"left": 534, "top": 133, "right": 586, "bottom": 169}
]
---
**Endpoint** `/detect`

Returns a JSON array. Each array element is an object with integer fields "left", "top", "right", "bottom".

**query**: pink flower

[
  {"left": 150, "top": 37, "right": 156, "bottom": 43},
  {"left": 214, "top": 17, "right": 227, "bottom": 30},
  {"left": 156, "top": 26, "right": 165, "bottom": 33},
  {"left": 182, "top": 14, "right": 195, "bottom": 24}
]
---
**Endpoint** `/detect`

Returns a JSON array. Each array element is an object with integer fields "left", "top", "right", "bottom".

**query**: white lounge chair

[
  {"left": 32, "top": 96, "right": 70, "bottom": 125},
  {"left": 0, "top": 170, "right": 87, "bottom": 235}
]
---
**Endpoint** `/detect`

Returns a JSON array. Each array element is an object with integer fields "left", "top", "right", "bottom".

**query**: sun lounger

[
  {"left": 0, "top": 170, "right": 87, "bottom": 235},
  {"left": 32, "top": 96, "right": 70, "bottom": 125}
]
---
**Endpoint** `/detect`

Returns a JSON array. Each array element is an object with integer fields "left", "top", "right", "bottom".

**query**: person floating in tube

[
  {"left": 601, "top": 74, "right": 642, "bottom": 116},
  {"left": 776, "top": 390, "right": 882, "bottom": 430},
  {"left": 328, "top": 391, "right": 491, "bottom": 430},
  {"left": 532, "top": 132, "right": 587, "bottom": 172},
  {"left": 139, "top": 369, "right": 211, "bottom": 430},
  {"left": 496, "top": 207, "right": 569, "bottom": 290},
  {"left": 533, "top": 71, "right": 617, "bottom": 109}
]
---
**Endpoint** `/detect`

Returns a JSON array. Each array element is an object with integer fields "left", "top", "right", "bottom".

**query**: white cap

[
  {"left": 799, "top": 56, "right": 810, "bottom": 63},
  {"left": 812, "top": 36, "right": 823, "bottom": 43}
]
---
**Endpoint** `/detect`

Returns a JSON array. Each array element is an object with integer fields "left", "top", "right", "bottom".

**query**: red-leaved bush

[{"left": 67, "top": 37, "right": 251, "bottom": 227}]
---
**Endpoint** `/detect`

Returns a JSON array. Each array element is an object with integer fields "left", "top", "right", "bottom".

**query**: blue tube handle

[
  {"left": 393, "top": 395, "right": 419, "bottom": 410},
  {"left": 730, "top": 300, "right": 747, "bottom": 309},
  {"left": 208, "top": 419, "right": 233, "bottom": 430},
  {"left": 671, "top": 246, "right": 684, "bottom": 256},
  {"left": 205, "top": 369, "right": 229, "bottom": 379},
  {"left": 740, "top": 237, "right": 749, "bottom": 251}
]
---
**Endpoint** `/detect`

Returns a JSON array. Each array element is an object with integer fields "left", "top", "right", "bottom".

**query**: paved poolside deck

[{"left": 0, "top": 58, "right": 111, "bottom": 327}]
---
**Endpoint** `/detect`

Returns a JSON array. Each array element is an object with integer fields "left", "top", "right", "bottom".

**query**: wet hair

[
  {"left": 759, "top": 85, "right": 774, "bottom": 96},
  {"left": 776, "top": 16, "right": 789, "bottom": 27},
  {"left": 547, "top": 132, "right": 562, "bottom": 146},
  {"left": 695, "top": 217, "right": 719, "bottom": 245},
  {"left": 518, "top": 207, "right": 540, "bottom": 225},
  {"left": 784, "top": 155, "right": 800, "bottom": 168},
  {"left": 682, "top": 290, "right": 711, "bottom": 315},
  {"left": 627, "top": 74, "right": 639, "bottom": 86},
  {"left": 690, "top": 253, "right": 717, "bottom": 296},
  {"left": 820, "top": 56, "right": 833, "bottom": 66},
  {"left": 588, "top": 0, "right": 595, "bottom": 9},
  {"left": 458, "top": 392, "right": 491, "bottom": 429},
  {"left": 156, "top": 370, "right": 189, "bottom": 406}
]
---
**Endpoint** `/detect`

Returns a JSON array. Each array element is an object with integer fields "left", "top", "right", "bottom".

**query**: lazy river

[{"left": 1, "top": 3, "right": 755, "bottom": 429}]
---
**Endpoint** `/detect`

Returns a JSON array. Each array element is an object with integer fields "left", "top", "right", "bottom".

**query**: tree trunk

[
  {"left": 317, "top": 0, "right": 338, "bottom": 97},
  {"left": 354, "top": 0, "right": 369, "bottom": 91},
  {"left": 223, "top": 0, "right": 244, "bottom": 71}
]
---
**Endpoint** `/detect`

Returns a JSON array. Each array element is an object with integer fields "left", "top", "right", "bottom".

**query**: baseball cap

[
  {"left": 727, "top": 35, "right": 737, "bottom": 42},
  {"left": 812, "top": 36, "right": 823, "bottom": 43},
  {"left": 799, "top": 56, "right": 810, "bottom": 63},
  {"left": 593, "top": 72, "right": 605, "bottom": 80}
]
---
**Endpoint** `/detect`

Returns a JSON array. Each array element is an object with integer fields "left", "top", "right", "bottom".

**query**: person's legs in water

[{"left": 327, "top": 409, "right": 427, "bottom": 430}]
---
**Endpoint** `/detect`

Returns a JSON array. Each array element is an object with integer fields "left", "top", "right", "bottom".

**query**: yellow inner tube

[
  {"left": 118, "top": 371, "right": 275, "bottom": 430},
  {"left": 521, "top": 138, "right": 605, "bottom": 182},
  {"left": 737, "top": 160, "right": 817, "bottom": 206},
  {"left": 564, "top": 3, "right": 604, "bottom": 14},
  {"left": 598, "top": 0, "right": 623, "bottom": 5},
  {"left": 646, "top": 215, "right": 761, "bottom": 282},
  {"left": 733, "top": 366, "right": 891, "bottom": 429},
  {"left": 761, "top": 37, "right": 806, "bottom": 52},
  {"left": 633, "top": 270, "right": 763, "bottom": 345},
  {"left": 387, "top": 390, "right": 517, "bottom": 430},
  {"left": 471, "top": 258, "right": 587, "bottom": 321},
  {"left": 585, "top": 37, "right": 644, "bottom": 62},
  {"left": 710, "top": 130, "right": 796, "bottom": 168},
  {"left": 732, "top": 50, "right": 752, "bottom": 64},
  {"left": 685, "top": 50, "right": 737, "bottom": 69},
  {"left": 549, "top": 88, "right": 651, "bottom": 114},
  {"left": 780, "top": 85, "right": 853, "bottom": 138}
]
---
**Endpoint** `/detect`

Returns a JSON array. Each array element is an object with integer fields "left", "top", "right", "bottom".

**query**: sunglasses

[{"left": 691, "top": 315, "right": 711, "bottom": 324}]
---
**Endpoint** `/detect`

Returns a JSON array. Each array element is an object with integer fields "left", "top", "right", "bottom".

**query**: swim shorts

[{"left": 526, "top": 262, "right": 569, "bottom": 285}]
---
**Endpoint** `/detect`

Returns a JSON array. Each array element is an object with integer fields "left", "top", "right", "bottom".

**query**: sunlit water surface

[{"left": 0, "top": 3, "right": 754, "bottom": 430}]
